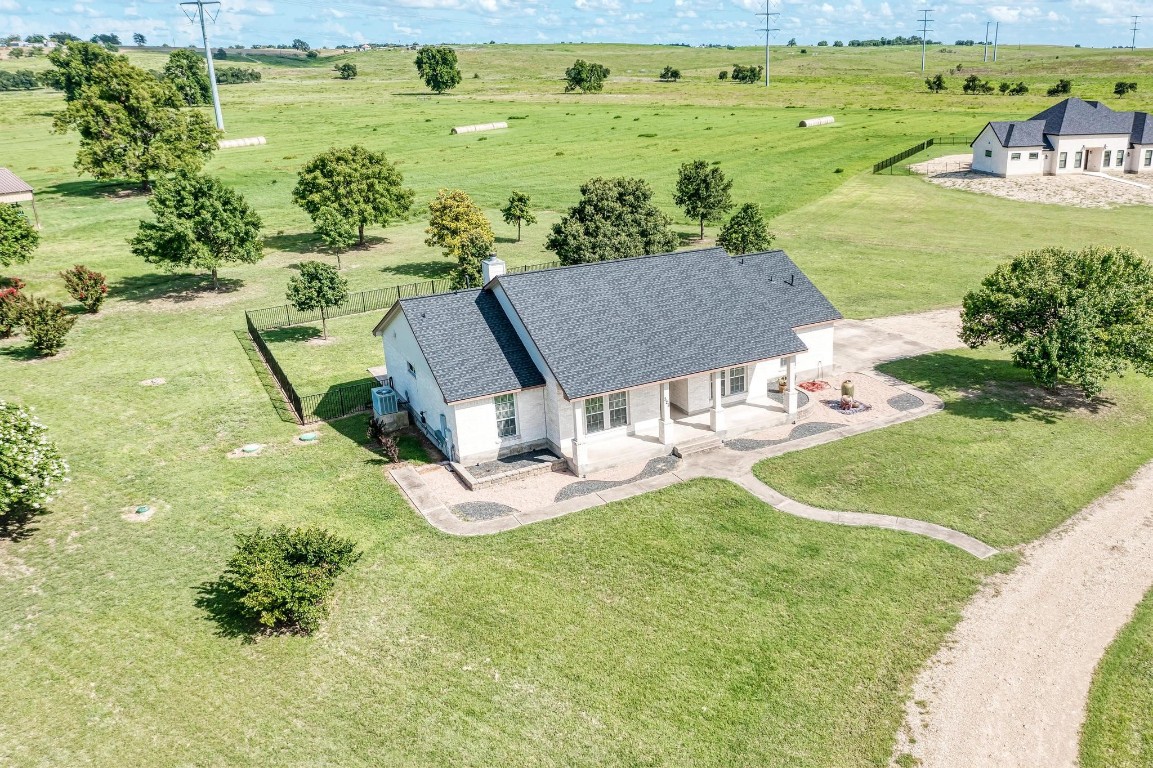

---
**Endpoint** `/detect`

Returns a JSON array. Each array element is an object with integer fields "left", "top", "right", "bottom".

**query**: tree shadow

[
  {"left": 494, "top": 235, "right": 519, "bottom": 244},
  {"left": 194, "top": 579, "right": 263, "bottom": 643},
  {"left": 264, "top": 232, "right": 323, "bottom": 254},
  {"left": 0, "top": 507, "right": 45, "bottom": 542},
  {"left": 0, "top": 343, "right": 44, "bottom": 363},
  {"left": 382, "top": 260, "right": 451, "bottom": 279},
  {"left": 391, "top": 92, "right": 439, "bottom": 97},
  {"left": 878, "top": 352, "right": 1116, "bottom": 424},
  {"left": 41, "top": 179, "right": 148, "bottom": 200},
  {"left": 110, "top": 273, "right": 244, "bottom": 303},
  {"left": 676, "top": 230, "right": 706, "bottom": 247},
  {"left": 261, "top": 325, "right": 321, "bottom": 343}
]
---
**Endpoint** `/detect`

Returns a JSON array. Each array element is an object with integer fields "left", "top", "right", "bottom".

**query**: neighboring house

[
  {"left": 0, "top": 168, "right": 38, "bottom": 228},
  {"left": 372, "top": 247, "right": 841, "bottom": 476},
  {"left": 970, "top": 97, "right": 1153, "bottom": 177}
]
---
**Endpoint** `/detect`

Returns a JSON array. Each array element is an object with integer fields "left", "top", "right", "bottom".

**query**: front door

[{"left": 1085, "top": 148, "right": 1103, "bottom": 172}]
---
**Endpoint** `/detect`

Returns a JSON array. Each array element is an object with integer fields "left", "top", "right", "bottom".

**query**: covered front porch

[{"left": 564, "top": 355, "right": 803, "bottom": 476}]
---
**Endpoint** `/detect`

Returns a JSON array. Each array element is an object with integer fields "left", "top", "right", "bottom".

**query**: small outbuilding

[{"left": 0, "top": 168, "right": 38, "bottom": 228}]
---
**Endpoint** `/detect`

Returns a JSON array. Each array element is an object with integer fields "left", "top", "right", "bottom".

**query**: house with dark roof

[
  {"left": 970, "top": 97, "right": 1153, "bottom": 177},
  {"left": 372, "top": 247, "right": 841, "bottom": 476}
]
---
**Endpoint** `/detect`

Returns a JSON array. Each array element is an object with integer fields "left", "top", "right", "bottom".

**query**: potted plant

[
  {"left": 840, "top": 379, "right": 856, "bottom": 410},
  {"left": 777, "top": 375, "right": 788, "bottom": 393}
]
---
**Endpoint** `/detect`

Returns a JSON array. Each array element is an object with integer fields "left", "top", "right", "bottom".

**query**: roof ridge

[{"left": 496, "top": 246, "right": 729, "bottom": 282}]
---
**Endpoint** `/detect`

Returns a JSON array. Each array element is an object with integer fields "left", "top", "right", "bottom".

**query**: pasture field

[{"left": 0, "top": 44, "right": 1151, "bottom": 766}]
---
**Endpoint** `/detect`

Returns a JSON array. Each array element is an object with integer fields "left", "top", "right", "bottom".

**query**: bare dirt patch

[{"left": 911, "top": 154, "right": 1153, "bottom": 208}]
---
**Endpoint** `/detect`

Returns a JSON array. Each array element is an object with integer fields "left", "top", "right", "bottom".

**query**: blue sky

[{"left": 0, "top": 0, "right": 1146, "bottom": 48}]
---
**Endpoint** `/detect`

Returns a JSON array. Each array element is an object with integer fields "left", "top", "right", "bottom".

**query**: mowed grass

[
  {"left": 754, "top": 349, "right": 1153, "bottom": 548},
  {"left": 261, "top": 314, "right": 384, "bottom": 393},
  {"left": 1081, "top": 587, "right": 1153, "bottom": 768},
  {"left": 1, "top": 43, "right": 1151, "bottom": 766}
]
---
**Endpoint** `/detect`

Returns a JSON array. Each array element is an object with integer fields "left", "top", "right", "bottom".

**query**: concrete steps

[{"left": 673, "top": 435, "right": 723, "bottom": 458}]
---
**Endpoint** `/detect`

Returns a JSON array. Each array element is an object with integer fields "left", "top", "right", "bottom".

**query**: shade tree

[
  {"left": 500, "top": 191, "right": 536, "bottom": 242},
  {"left": 286, "top": 261, "right": 349, "bottom": 339},
  {"left": 716, "top": 203, "right": 775, "bottom": 255},
  {"left": 414, "top": 45, "right": 462, "bottom": 94},
  {"left": 564, "top": 59, "right": 610, "bottom": 93},
  {"left": 162, "top": 49, "right": 212, "bottom": 106},
  {"left": 545, "top": 177, "right": 678, "bottom": 265},
  {"left": 425, "top": 189, "right": 495, "bottom": 261},
  {"left": 673, "top": 160, "right": 734, "bottom": 240}
]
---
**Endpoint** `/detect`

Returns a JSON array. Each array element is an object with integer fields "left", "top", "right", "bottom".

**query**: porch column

[
  {"left": 571, "top": 399, "right": 589, "bottom": 477},
  {"left": 658, "top": 382, "right": 673, "bottom": 445},
  {"left": 786, "top": 355, "right": 798, "bottom": 422},
  {"left": 710, "top": 373, "right": 726, "bottom": 434}
]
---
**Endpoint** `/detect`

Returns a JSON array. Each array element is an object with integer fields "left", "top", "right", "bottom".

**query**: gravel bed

[
  {"left": 887, "top": 392, "right": 925, "bottom": 412},
  {"left": 554, "top": 455, "right": 680, "bottom": 503},
  {"left": 767, "top": 390, "right": 810, "bottom": 408},
  {"left": 724, "top": 421, "right": 839, "bottom": 452},
  {"left": 451, "top": 501, "right": 519, "bottom": 521}
]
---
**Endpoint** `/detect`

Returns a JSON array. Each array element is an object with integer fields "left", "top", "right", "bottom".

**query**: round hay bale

[
  {"left": 799, "top": 116, "right": 835, "bottom": 128},
  {"left": 450, "top": 122, "right": 509, "bottom": 135}
]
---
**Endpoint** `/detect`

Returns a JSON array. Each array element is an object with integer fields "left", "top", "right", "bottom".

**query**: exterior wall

[
  {"left": 795, "top": 324, "right": 835, "bottom": 377},
  {"left": 380, "top": 312, "right": 457, "bottom": 454},
  {"left": 1127, "top": 144, "right": 1152, "bottom": 174},
  {"left": 970, "top": 125, "right": 1003, "bottom": 175},
  {"left": 1001, "top": 146, "right": 1046, "bottom": 176},
  {"left": 453, "top": 386, "right": 547, "bottom": 465},
  {"left": 1048, "top": 135, "right": 1132, "bottom": 174},
  {"left": 749, "top": 358, "right": 782, "bottom": 397},
  {"left": 669, "top": 378, "right": 690, "bottom": 411}
]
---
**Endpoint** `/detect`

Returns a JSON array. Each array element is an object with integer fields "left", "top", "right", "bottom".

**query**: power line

[
  {"left": 180, "top": 0, "right": 225, "bottom": 131},
  {"left": 917, "top": 9, "right": 933, "bottom": 72},
  {"left": 756, "top": 0, "right": 779, "bottom": 87}
]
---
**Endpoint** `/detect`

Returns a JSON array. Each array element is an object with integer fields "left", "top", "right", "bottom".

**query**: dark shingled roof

[
  {"left": 1132, "top": 112, "right": 1153, "bottom": 145},
  {"left": 494, "top": 248, "right": 842, "bottom": 399},
  {"left": 398, "top": 289, "right": 545, "bottom": 403},
  {"left": 987, "top": 120, "right": 1047, "bottom": 148},
  {"left": 1030, "top": 97, "right": 1136, "bottom": 136}
]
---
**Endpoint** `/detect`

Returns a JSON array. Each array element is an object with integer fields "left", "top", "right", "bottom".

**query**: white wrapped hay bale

[
  {"left": 450, "top": 122, "right": 509, "bottom": 135},
  {"left": 218, "top": 136, "right": 268, "bottom": 149},
  {"left": 798, "top": 116, "right": 835, "bottom": 128}
]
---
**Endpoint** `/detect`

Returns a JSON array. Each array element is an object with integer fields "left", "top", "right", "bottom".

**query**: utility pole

[
  {"left": 1132, "top": 16, "right": 1141, "bottom": 50},
  {"left": 917, "top": 9, "right": 933, "bottom": 72},
  {"left": 983, "top": 21, "right": 990, "bottom": 62},
  {"left": 757, "top": 0, "right": 780, "bottom": 87},
  {"left": 993, "top": 21, "right": 1000, "bottom": 62},
  {"left": 180, "top": 0, "right": 225, "bottom": 131}
]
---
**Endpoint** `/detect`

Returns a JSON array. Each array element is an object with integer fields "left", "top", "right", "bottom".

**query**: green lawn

[
  {"left": 1081, "top": 587, "right": 1153, "bottom": 768},
  {"left": 261, "top": 314, "right": 385, "bottom": 393},
  {"left": 754, "top": 349, "right": 1153, "bottom": 548},
  {"left": 2, "top": 43, "right": 1153, "bottom": 766}
]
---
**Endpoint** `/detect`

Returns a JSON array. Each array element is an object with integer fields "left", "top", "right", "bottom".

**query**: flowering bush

[
  {"left": 0, "top": 286, "right": 25, "bottom": 338},
  {"left": 60, "top": 264, "right": 108, "bottom": 313},
  {"left": 20, "top": 296, "right": 77, "bottom": 356},
  {"left": 0, "top": 400, "right": 69, "bottom": 535}
]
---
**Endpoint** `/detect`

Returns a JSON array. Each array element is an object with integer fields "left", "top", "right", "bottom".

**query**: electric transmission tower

[
  {"left": 983, "top": 21, "right": 991, "bottom": 62},
  {"left": 757, "top": 0, "right": 780, "bottom": 87},
  {"left": 1132, "top": 16, "right": 1141, "bottom": 50},
  {"left": 917, "top": 9, "right": 933, "bottom": 72},
  {"left": 180, "top": 0, "right": 225, "bottom": 131}
]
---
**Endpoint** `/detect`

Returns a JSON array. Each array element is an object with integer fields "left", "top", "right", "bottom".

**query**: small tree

[
  {"left": 451, "top": 232, "right": 493, "bottom": 290},
  {"left": 925, "top": 73, "right": 947, "bottom": 93},
  {"left": 961, "top": 245, "right": 1153, "bottom": 398},
  {"left": 963, "top": 74, "right": 994, "bottom": 94},
  {"left": 659, "top": 65, "right": 682, "bottom": 82},
  {"left": 293, "top": 145, "right": 414, "bottom": 247},
  {"left": 673, "top": 160, "right": 734, "bottom": 240},
  {"left": 1008, "top": 81, "right": 1029, "bottom": 95},
  {"left": 131, "top": 171, "right": 263, "bottom": 290},
  {"left": 500, "top": 191, "right": 536, "bottom": 242},
  {"left": 0, "top": 399, "right": 69, "bottom": 537},
  {"left": 292, "top": 39, "right": 311, "bottom": 52},
  {"left": 220, "top": 526, "right": 360, "bottom": 634},
  {"left": 1114, "top": 81, "right": 1138, "bottom": 98},
  {"left": 425, "top": 189, "right": 495, "bottom": 260},
  {"left": 133, "top": 33, "right": 147, "bottom": 46},
  {"left": 19, "top": 296, "right": 77, "bottom": 356},
  {"left": 786, "top": 38, "right": 798, "bottom": 46},
  {"left": 335, "top": 62, "right": 358, "bottom": 80},
  {"left": 999, "top": 81, "right": 1012, "bottom": 94},
  {"left": 313, "top": 207, "right": 358, "bottom": 269},
  {"left": 716, "top": 203, "right": 775, "bottom": 255},
  {"left": 545, "top": 177, "right": 678, "bottom": 265},
  {"left": 9, "top": 48, "right": 23, "bottom": 60},
  {"left": 60, "top": 265, "right": 108, "bottom": 313},
  {"left": 718, "top": 70, "right": 729, "bottom": 80},
  {"left": 213, "top": 47, "right": 228, "bottom": 60},
  {"left": 162, "top": 48, "right": 212, "bottom": 106},
  {"left": 414, "top": 45, "right": 462, "bottom": 94},
  {"left": 564, "top": 59, "right": 610, "bottom": 93},
  {"left": 1047, "top": 78, "right": 1073, "bottom": 97},
  {"left": 286, "top": 261, "right": 349, "bottom": 339},
  {"left": 0, "top": 204, "right": 39, "bottom": 269}
]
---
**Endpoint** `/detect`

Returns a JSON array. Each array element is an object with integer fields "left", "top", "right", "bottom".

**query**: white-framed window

[
  {"left": 1075, "top": 150, "right": 1083, "bottom": 169},
  {"left": 1059, "top": 152, "right": 1068, "bottom": 169},
  {"left": 984, "top": 149, "right": 993, "bottom": 158},
  {"left": 1104, "top": 150, "right": 1112, "bottom": 166},
  {"left": 406, "top": 361, "right": 416, "bottom": 377},
  {"left": 1145, "top": 149, "right": 1152, "bottom": 166},
  {"left": 1116, "top": 150, "right": 1125, "bottom": 167},
  {"left": 1028, "top": 152, "right": 1039, "bottom": 160},
  {"left": 494, "top": 393, "right": 517, "bottom": 438},
  {"left": 1010, "top": 152, "right": 1021, "bottom": 160},
  {"left": 712, "top": 367, "right": 749, "bottom": 398},
  {"left": 608, "top": 392, "right": 628, "bottom": 428},
  {"left": 585, "top": 393, "right": 628, "bottom": 433}
]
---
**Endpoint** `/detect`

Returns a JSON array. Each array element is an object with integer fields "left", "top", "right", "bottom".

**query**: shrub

[
  {"left": 60, "top": 264, "right": 108, "bottom": 313},
  {"left": 334, "top": 62, "right": 357, "bottom": 80},
  {"left": 19, "top": 296, "right": 77, "bottom": 356},
  {"left": 215, "top": 67, "right": 261, "bottom": 84},
  {"left": 718, "top": 70, "right": 728, "bottom": 80},
  {"left": 0, "top": 286, "right": 26, "bottom": 338},
  {"left": 0, "top": 399, "right": 69, "bottom": 536},
  {"left": 1009, "top": 81, "right": 1029, "bottom": 96},
  {"left": 221, "top": 526, "right": 361, "bottom": 633},
  {"left": 0, "top": 69, "right": 42, "bottom": 91},
  {"left": 1047, "top": 78, "right": 1072, "bottom": 97}
]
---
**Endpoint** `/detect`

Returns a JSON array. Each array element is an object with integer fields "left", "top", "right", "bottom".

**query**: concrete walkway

[{"left": 893, "top": 461, "right": 1153, "bottom": 767}]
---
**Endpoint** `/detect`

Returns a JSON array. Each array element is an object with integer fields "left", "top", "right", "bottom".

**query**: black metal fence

[
  {"left": 246, "top": 278, "right": 454, "bottom": 332},
  {"left": 872, "top": 136, "right": 969, "bottom": 174}
]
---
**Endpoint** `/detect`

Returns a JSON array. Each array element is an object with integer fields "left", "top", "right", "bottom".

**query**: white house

[
  {"left": 970, "top": 97, "right": 1153, "bottom": 177},
  {"left": 372, "top": 247, "right": 841, "bottom": 476}
]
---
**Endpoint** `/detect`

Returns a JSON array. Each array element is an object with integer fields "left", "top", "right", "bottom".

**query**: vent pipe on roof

[{"left": 482, "top": 253, "right": 506, "bottom": 285}]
